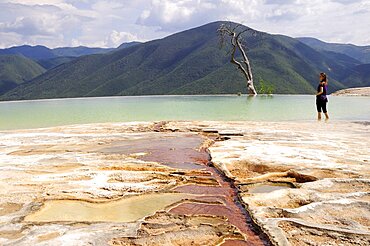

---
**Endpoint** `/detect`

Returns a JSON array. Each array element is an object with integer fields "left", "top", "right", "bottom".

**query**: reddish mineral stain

[
  {"left": 99, "top": 133, "right": 268, "bottom": 245},
  {"left": 99, "top": 133, "right": 209, "bottom": 168}
]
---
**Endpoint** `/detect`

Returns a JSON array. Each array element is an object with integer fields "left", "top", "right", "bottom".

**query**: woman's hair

[{"left": 320, "top": 72, "right": 328, "bottom": 83}]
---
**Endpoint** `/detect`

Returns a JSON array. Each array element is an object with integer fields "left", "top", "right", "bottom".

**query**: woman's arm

[{"left": 316, "top": 86, "right": 323, "bottom": 96}]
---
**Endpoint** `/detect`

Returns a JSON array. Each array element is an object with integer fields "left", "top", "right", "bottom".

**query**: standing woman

[{"left": 316, "top": 72, "right": 329, "bottom": 120}]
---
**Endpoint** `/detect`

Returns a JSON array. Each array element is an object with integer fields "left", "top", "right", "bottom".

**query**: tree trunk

[{"left": 218, "top": 24, "right": 257, "bottom": 95}]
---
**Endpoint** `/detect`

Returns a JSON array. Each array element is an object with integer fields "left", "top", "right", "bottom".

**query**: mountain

[
  {"left": 0, "top": 43, "right": 140, "bottom": 60},
  {"left": 117, "top": 41, "right": 141, "bottom": 49},
  {"left": 320, "top": 51, "right": 362, "bottom": 79},
  {"left": 0, "top": 45, "right": 56, "bottom": 61},
  {"left": 37, "top": 56, "right": 76, "bottom": 70},
  {"left": 0, "top": 55, "right": 46, "bottom": 95},
  {"left": 0, "top": 43, "right": 140, "bottom": 70},
  {"left": 53, "top": 43, "right": 141, "bottom": 57},
  {"left": 0, "top": 45, "right": 110, "bottom": 70},
  {"left": 52, "top": 46, "right": 114, "bottom": 57},
  {"left": 0, "top": 22, "right": 367, "bottom": 101},
  {"left": 341, "top": 64, "right": 370, "bottom": 87},
  {"left": 297, "top": 37, "right": 370, "bottom": 64}
]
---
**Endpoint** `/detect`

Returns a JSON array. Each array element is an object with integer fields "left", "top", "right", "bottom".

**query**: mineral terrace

[
  {"left": 0, "top": 121, "right": 369, "bottom": 245},
  {"left": 331, "top": 87, "right": 370, "bottom": 96}
]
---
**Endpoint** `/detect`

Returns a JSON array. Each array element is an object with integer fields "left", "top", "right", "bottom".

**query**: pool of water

[
  {"left": 0, "top": 95, "right": 369, "bottom": 130},
  {"left": 24, "top": 193, "right": 186, "bottom": 223}
]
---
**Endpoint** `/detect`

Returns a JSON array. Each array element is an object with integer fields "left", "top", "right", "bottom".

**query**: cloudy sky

[{"left": 0, "top": 0, "right": 369, "bottom": 48}]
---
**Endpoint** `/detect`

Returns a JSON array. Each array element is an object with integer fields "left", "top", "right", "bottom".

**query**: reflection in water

[{"left": 246, "top": 94, "right": 273, "bottom": 102}]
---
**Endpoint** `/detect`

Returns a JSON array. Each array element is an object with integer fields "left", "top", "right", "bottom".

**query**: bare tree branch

[{"left": 217, "top": 22, "right": 257, "bottom": 95}]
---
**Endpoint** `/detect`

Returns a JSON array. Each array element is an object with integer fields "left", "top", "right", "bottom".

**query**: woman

[{"left": 316, "top": 72, "right": 329, "bottom": 120}]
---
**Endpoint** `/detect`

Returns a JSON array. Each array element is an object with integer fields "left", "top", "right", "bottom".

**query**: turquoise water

[{"left": 0, "top": 95, "right": 369, "bottom": 130}]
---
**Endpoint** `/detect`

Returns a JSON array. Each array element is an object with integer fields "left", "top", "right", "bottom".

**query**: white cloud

[
  {"left": 0, "top": 1, "right": 95, "bottom": 47},
  {"left": 137, "top": 0, "right": 262, "bottom": 32},
  {"left": 0, "top": 0, "right": 369, "bottom": 48},
  {"left": 0, "top": 32, "right": 23, "bottom": 48},
  {"left": 330, "top": 0, "right": 361, "bottom": 4},
  {"left": 269, "top": 0, "right": 370, "bottom": 45},
  {"left": 0, "top": 0, "right": 150, "bottom": 48},
  {"left": 2, "top": 16, "right": 55, "bottom": 36},
  {"left": 3, "top": 0, "right": 77, "bottom": 11},
  {"left": 135, "top": 0, "right": 370, "bottom": 45},
  {"left": 106, "top": 30, "right": 139, "bottom": 47}
]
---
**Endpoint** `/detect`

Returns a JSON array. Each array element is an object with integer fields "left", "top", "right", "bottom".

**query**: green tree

[{"left": 257, "top": 78, "right": 274, "bottom": 95}]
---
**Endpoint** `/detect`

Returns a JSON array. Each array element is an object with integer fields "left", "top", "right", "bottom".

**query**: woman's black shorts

[{"left": 316, "top": 99, "right": 327, "bottom": 113}]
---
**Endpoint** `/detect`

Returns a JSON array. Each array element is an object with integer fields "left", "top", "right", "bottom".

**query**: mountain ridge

[
  {"left": 0, "top": 54, "right": 46, "bottom": 95},
  {"left": 0, "top": 42, "right": 141, "bottom": 61},
  {"left": 297, "top": 37, "right": 370, "bottom": 63},
  {"left": 1, "top": 21, "right": 369, "bottom": 101}
]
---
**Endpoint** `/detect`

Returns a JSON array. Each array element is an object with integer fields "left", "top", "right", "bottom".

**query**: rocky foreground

[{"left": 0, "top": 121, "right": 369, "bottom": 245}]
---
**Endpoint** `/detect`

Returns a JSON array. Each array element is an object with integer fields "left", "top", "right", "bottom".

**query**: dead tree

[{"left": 218, "top": 23, "right": 257, "bottom": 95}]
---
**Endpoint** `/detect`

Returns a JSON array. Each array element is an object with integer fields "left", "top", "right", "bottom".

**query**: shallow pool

[{"left": 0, "top": 95, "right": 369, "bottom": 130}]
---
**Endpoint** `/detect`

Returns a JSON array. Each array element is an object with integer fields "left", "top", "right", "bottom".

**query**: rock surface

[
  {"left": 331, "top": 87, "right": 370, "bottom": 96},
  {"left": 0, "top": 122, "right": 266, "bottom": 245},
  {"left": 0, "top": 121, "right": 369, "bottom": 245},
  {"left": 165, "top": 121, "right": 370, "bottom": 245}
]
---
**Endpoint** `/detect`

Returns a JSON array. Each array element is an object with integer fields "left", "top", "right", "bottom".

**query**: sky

[{"left": 0, "top": 0, "right": 369, "bottom": 48}]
